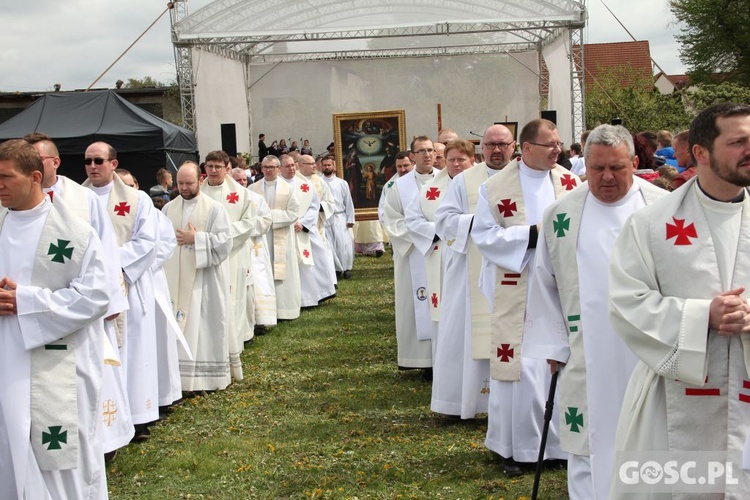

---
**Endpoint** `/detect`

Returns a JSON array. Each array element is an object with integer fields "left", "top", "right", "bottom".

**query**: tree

[
  {"left": 585, "top": 66, "right": 692, "bottom": 133},
  {"left": 685, "top": 83, "right": 750, "bottom": 112},
  {"left": 124, "top": 76, "right": 171, "bottom": 88},
  {"left": 670, "top": 0, "right": 750, "bottom": 85}
]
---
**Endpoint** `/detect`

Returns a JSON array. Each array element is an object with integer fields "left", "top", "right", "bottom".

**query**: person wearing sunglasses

[
  {"left": 83, "top": 141, "right": 162, "bottom": 444},
  {"left": 471, "top": 119, "right": 580, "bottom": 476}
]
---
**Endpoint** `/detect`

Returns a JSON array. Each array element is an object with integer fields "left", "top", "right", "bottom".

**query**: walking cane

[{"left": 531, "top": 365, "right": 560, "bottom": 500}]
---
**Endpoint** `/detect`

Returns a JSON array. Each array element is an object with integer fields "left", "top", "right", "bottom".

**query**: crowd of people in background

[{"left": 2, "top": 102, "right": 750, "bottom": 499}]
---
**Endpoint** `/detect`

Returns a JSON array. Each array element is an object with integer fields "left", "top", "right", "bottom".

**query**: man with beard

[
  {"left": 609, "top": 102, "right": 750, "bottom": 497},
  {"left": 320, "top": 155, "right": 355, "bottom": 279},
  {"left": 431, "top": 128, "right": 514, "bottom": 420},
  {"left": 162, "top": 162, "right": 232, "bottom": 392},
  {"left": 471, "top": 119, "right": 576, "bottom": 475}
]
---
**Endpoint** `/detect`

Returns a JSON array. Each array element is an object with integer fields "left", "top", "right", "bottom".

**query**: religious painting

[{"left": 333, "top": 110, "right": 407, "bottom": 220}]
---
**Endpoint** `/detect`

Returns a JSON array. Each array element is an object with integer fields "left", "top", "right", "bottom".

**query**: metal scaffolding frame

[{"left": 171, "top": 0, "right": 586, "bottom": 134}]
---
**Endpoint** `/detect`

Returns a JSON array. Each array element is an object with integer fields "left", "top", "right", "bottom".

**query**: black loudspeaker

[
  {"left": 220, "top": 123, "right": 237, "bottom": 157},
  {"left": 541, "top": 110, "right": 557, "bottom": 124}
]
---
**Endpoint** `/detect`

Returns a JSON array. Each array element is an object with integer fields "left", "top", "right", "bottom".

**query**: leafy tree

[
  {"left": 124, "top": 76, "right": 171, "bottom": 88},
  {"left": 670, "top": 0, "right": 750, "bottom": 85},
  {"left": 585, "top": 66, "right": 692, "bottom": 133},
  {"left": 685, "top": 83, "right": 750, "bottom": 112}
]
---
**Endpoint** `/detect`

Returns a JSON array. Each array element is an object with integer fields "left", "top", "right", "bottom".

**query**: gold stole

[
  {"left": 293, "top": 174, "right": 314, "bottom": 266},
  {"left": 461, "top": 164, "right": 492, "bottom": 360},
  {"left": 163, "top": 195, "right": 211, "bottom": 331},
  {"left": 84, "top": 173, "right": 139, "bottom": 247},
  {"left": 251, "top": 180, "right": 292, "bottom": 280},
  {"left": 418, "top": 168, "right": 450, "bottom": 321},
  {"left": 486, "top": 160, "right": 578, "bottom": 381},
  {"left": 0, "top": 202, "right": 91, "bottom": 470}
]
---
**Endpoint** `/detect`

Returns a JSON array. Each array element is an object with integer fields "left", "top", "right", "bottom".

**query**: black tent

[{"left": 0, "top": 90, "right": 198, "bottom": 187}]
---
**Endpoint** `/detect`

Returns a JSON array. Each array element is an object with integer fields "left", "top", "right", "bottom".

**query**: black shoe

[
  {"left": 104, "top": 450, "right": 117, "bottom": 463},
  {"left": 501, "top": 457, "right": 524, "bottom": 477},
  {"left": 131, "top": 424, "right": 151, "bottom": 443},
  {"left": 343, "top": 270, "right": 352, "bottom": 279},
  {"left": 254, "top": 325, "right": 269, "bottom": 336},
  {"left": 544, "top": 458, "right": 568, "bottom": 471},
  {"left": 375, "top": 250, "right": 384, "bottom": 258},
  {"left": 335, "top": 271, "right": 343, "bottom": 279},
  {"left": 421, "top": 367, "right": 433, "bottom": 382}
]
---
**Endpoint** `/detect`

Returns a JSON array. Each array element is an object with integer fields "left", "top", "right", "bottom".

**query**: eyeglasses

[
  {"left": 413, "top": 148, "right": 435, "bottom": 155},
  {"left": 261, "top": 165, "right": 278, "bottom": 169},
  {"left": 205, "top": 164, "right": 225, "bottom": 171},
  {"left": 484, "top": 142, "right": 514, "bottom": 150},
  {"left": 528, "top": 141, "right": 564, "bottom": 150},
  {"left": 84, "top": 157, "right": 107, "bottom": 166}
]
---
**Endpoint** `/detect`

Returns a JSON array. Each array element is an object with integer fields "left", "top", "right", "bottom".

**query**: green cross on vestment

[
  {"left": 42, "top": 425, "right": 68, "bottom": 450},
  {"left": 48, "top": 239, "right": 74, "bottom": 263},
  {"left": 565, "top": 407, "right": 583, "bottom": 433},
  {"left": 553, "top": 213, "right": 570, "bottom": 238},
  {"left": 387, "top": 180, "right": 395, "bottom": 189},
  {"left": 567, "top": 314, "right": 581, "bottom": 333}
]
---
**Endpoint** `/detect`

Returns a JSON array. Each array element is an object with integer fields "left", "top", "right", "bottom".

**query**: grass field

[{"left": 107, "top": 251, "right": 567, "bottom": 499}]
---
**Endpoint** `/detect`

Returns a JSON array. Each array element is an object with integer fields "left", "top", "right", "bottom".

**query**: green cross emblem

[
  {"left": 387, "top": 180, "right": 395, "bottom": 189},
  {"left": 48, "top": 239, "right": 74, "bottom": 264},
  {"left": 42, "top": 425, "right": 68, "bottom": 450},
  {"left": 567, "top": 314, "right": 581, "bottom": 334},
  {"left": 565, "top": 407, "right": 583, "bottom": 433},
  {"left": 553, "top": 213, "right": 570, "bottom": 238}
]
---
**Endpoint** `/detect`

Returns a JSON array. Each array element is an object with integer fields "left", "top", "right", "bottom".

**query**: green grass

[{"left": 107, "top": 251, "right": 568, "bottom": 499}]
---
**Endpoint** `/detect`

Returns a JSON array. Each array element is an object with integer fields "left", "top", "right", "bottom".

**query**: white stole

[
  {"left": 486, "top": 160, "right": 579, "bottom": 381},
  {"left": 293, "top": 174, "right": 315, "bottom": 266},
  {"left": 251, "top": 180, "right": 292, "bottom": 280},
  {"left": 83, "top": 173, "right": 139, "bottom": 247}
]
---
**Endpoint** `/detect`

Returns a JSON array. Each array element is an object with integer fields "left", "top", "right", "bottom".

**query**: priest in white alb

[
  {"left": 382, "top": 136, "right": 437, "bottom": 373},
  {"left": 0, "top": 139, "right": 110, "bottom": 499},
  {"left": 321, "top": 155, "right": 356, "bottom": 278},
  {"left": 251, "top": 155, "right": 302, "bottom": 320},
  {"left": 201, "top": 150, "right": 255, "bottom": 380},
  {"left": 83, "top": 141, "right": 160, "bottom": 441},
  {"left": 471, "top": 119, "right": 576, "bottom": 475},
  {"left": 163, "top": 162, "right": 233, "bottom": 392},
  {"left": 522, "top": 124, "right": 665, "bottom": 499},
  {"left": 432, "top": 134, "right": 508, "bottom": 419},
  {"left": 609, "top": 103, "right": 750, "bottom": 498}
]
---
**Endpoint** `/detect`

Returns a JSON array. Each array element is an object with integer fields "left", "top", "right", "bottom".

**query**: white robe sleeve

[
  {"left": 383, "top": 183, "right": 413, "bottom": 257},
  {"left": 609, "top": 212, "right": 710, "bottom": 386},
  {"left": 523, "top": 230, "right": 570, "bottom": 363},
  {"left": 227, "top": 196, "right": 257, "bottom": 251},
  {"left": 343, "top": 182, "right": 355, "bottom": 225},
  {"left": 16, "top": 228, "right": 110, "bottom": 350},
  {"left": 470, "top": 183, "right": 532, "bottom": 273},
  {"left": 120, "top": 192, "right": 158, "bottom": 284},
  {"left": 404, "top": 194, "right": 436, "bottom": 257},
  {"left": 299, "top": 190, "right": 320, "bottom": 232},
  {"left": 193, "top": 205, "right": 233, "bottom": 270},
  {"left": 435, "top": 174, "right": 473, "bottom": 255},
  {"left": 248, "top": 191, "right": 272, "bottom": 237},
  {"left": 154, "top": 211, "right": 177, "bottom": 268}
]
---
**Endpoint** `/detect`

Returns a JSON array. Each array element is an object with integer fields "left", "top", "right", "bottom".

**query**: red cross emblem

[
  {"left": 666, "top": 217, "right": 697, "bottom": 245},
  {"left": 425, "top": 187, "right": 440, "bottom": 200},
  {"left": 226, "top": 192, "right": 239, "bottom": 204},
  {"left": 561, "top": 174, "right": 577, "bottom": 191},
  {"left": 114, "top": 202, "right": 130, "bottom": 216},
  {"left": 300, "top": 184, "right": 310, "bottom": 193},
  {"left": 303, "top": 249, "right": 310, "bottom": 259},
  {"left": 497, "top": 198, "right": 517, "bottom": 217},
  {"left": 497, "top": 344, "right": 514, "bottom": 362},
  {"left": 431, "top": 293, "right": 438, "bottom": 308}
]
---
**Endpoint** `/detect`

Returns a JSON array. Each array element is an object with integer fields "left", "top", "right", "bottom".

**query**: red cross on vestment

[
  {"left": 740, "top": 380, "right": 750, "bottom": 404},
  {"left": 497, "top": 343, "right": 514, "bottom": 362},
  {"left": 497, "top": 198, "right": 517, "bottom": 217},
  {"left": 300, "top": 184, "right": 310, "bottom": 193},
  {"left": 685, "top": 376, "right": 720, "bottom": 397},
  {"left": 666, "top": 217, "right": 698, "bottom": 245},
  {"left": 114, "top": 202, "right": 131, "bottom": 216},
  {"left": 500, "top": 273, "right": 521, "bottom": 286},
  {"left": 561, "top": 174, "right": 577, "bottom": 191},
  {"left": 226, "top": 192, "right": 239, "bottom": 204},
  {"left": 431, "top": 293, "right": 438, "bottom": 308},
  {"left": 425, "top": 187, "right": 440, "bottom": 200},
  {"left": 303, "top": 249, "right": 310, "bottom": 259}
]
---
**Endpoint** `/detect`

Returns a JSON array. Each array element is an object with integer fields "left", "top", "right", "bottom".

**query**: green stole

[
  {"left": 0, "top": 201, "right": 91, "bottom": 470},
  {"left": 485, "top": 160, "right": 578, "bottom": 381}
]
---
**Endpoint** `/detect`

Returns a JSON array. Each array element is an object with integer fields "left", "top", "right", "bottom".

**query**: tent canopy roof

[{"left": 173, "top": 0, "right": 585, "bottom": 62}]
